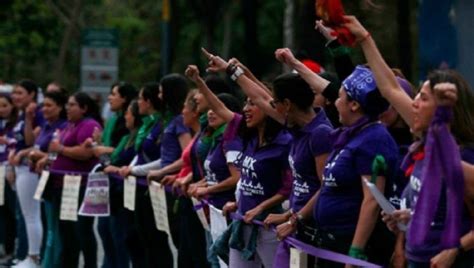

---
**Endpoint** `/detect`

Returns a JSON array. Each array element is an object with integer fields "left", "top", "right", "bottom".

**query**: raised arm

[
  {"left": 202, "top": 48, "right": 285, "bottom": 124},
  {"left": 274, "top": 48, "right": 330, "bottom": 95},
  {"left": 185, "top": 65, "right": 234, "bottom": 122},
  {"left": 344, "top": 15, "right": 414, "bottom": 127}
]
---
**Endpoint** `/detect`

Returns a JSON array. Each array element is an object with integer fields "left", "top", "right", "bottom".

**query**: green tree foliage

[{"left": 0, "top": 0, "right": 416, "bottom": 90}]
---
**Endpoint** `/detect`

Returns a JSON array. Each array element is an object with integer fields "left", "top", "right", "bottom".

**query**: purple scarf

[
  {"left": 330, "top": 116, "right": 370, "bottom": 151},
  {"left": 408, "top": 106, "right": 464, "bottom": 248}
]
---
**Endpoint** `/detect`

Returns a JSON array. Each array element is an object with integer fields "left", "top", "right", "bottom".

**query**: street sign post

[{"left": 81, "top": 28, "right": 118, "bottom": 93}]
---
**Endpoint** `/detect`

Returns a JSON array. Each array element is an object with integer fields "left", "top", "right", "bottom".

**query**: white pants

[
  {"left": 229, "top": 224, "right": 279, "bottom": 268},
  {"left": 15, "top": 165, "right": 43, "bottom": 255}
]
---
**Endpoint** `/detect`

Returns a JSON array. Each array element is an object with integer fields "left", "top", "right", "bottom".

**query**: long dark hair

[
  {"left": 141, "top": 82, "right": 161, "bottom": 111},
  {"left": 72, "top": 92, "right": 103, "bottom": 126},
  {"left": 17, "top": 79, "right": 39, "bottom": 102},
  {"left": 427, "top": 69, "right": 474, "bottom": 147},
  {"left": 126, "top": 100, "right": 143, "bottom": 148},
  {"left": 109, "top": 82, "right": 137, "bottom": 146},
  {"left": 273, "top": 73, "right": 314, "bottom": 111},
  {"left": 111, "top": 82, "right": 137, "bottom": 112},
  {"left": 160, "top": 74, "right": 189, "bottom": 116},
  {"left": 43, "top": 91, "right": 67, "bottom": 120},
  {"left": 0, "top": 94, "right": 18, "bottom": 131}
]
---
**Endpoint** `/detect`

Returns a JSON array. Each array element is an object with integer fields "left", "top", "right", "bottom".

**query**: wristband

[
  {"left": 230, "top": 66, "right": 244, "bottom": 81},
  {"left": 358, "top": 32, "right": 371, "bottom": 44},
  {"left": 348, "top": 246, "right": 368, "bottom": 260},
  {"left": 226, "top": 63, "right": 237, "bottom": 76}
]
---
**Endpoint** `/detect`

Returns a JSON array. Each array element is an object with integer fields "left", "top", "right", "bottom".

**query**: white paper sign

[
  {"left": 34, "top": 170, "right": 50, "bottom": 201},
  {"left": 60, "top": 175, "right": 82, "bottom": 221},
  {"left": 209, "top": 205, "right": 228, "bottom": 268},
  {"left": 124, "top": 176, "right": 136, "bottom": 211},
  {"left": 149, "top": 181, "right": 170, "bottom": 235},
  {"left": 78, "top": 173, "right": 110, "bottom": 217},
  {"left": 191, "top": 197, "right": 209, "bottom": 231},
  {"left": 209, "top": 205, "right": 227, "bottom": 242},
  {"left": 0, "top": 166, "right": 5, "bottom": 206},
  {"left": 290, "top": 247, "right": 308, "bottom": 268},
  {"left": 364, "top": 178, "right": 407, "bottom": 231}
]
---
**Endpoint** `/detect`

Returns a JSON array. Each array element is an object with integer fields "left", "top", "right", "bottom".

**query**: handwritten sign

[
  {"left": 34, "top": 170, "right": 50, "bottom": 201},
  {"left": 0, "top": 166, "right": 5, "bottom": 206},
  {"left": 60, "top": 175, "right": 82, "bottom": 221},
  {"left": 123, "top": 176, "right": 136, "bottom": 211},
  {"left": 149, "top": 181, "right": 170, "bottom": 235}
]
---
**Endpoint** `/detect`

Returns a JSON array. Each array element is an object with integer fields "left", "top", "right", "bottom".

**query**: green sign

[{"left": 81, "top": 28, "right": 118, "bottom": 47}]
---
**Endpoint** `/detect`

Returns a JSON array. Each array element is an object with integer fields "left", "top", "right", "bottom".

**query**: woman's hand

[
  {"left": 103, "top": 165, "right": 119, "bottom": 174},
  {"left": 172, "top": 177, "right": 189, "bottom": 195},
  {"left": 202, "top": 48, "right": 229, "bottom": 73},
  {"left": 161, "top": 174, "right": 177, "bottom": 186},
  {"left": 381, "top": 209, "right": 411, "bottom": 233},
  {"left": 342, "top": 15, "right": 369, "bottom": 41},
  {"left": 118, "top": 166, "right": 132, "bottom": 177},
  {"left": 147, "top": 169, "right": 164, "bottom": 185},
  {"left": 25, "top": 102, "right": 37, "bottom": 121},
  {"left": 185, "top": 65, "right": 201, "bottom": 84},
  {"left": 222, "top": 201, "right": 237, "bottom": 217},
  {"left": 35, "top": 156, "right": 48, "bottom": 173},
  {"left": 194, "top": 186, "right": 208, "bottom": 199},
  {"left": 48, "top": 139, "right": 63, "bottom": 154},
  {"left": 315, "top": 20, "right": 337, "bottom": 42},
  {"left": 92, "top": 127, "right": 102, "bottom": 143},
  {"left": 430, "top": 248, "right": 458, "bottom": 268},
  {"left": 243, "top": 205, "right": 263, "bottom": 224},
  {"left": 263, "top": 212, "right": 291, "bottom": 229},
  {"left": 187, "top": 182, "right": 199, "bottom": 197},
  {"left": 276, "top": 220, "right": 297, "bottom": 240},
  {"left": 433, "top": 82, "right": 458, "bottom": 107},
  {"left": 274, "top": 48, "right": 298, "bottom": 67}
]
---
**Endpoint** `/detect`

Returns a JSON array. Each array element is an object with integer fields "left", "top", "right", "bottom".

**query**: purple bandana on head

[{"left": 342, "top": 65, "right": 377, "bottom": 108}]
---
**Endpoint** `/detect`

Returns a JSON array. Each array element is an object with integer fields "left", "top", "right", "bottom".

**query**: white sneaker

[{"left": 11, "top": 257, "right": 40, "bottom": 268}]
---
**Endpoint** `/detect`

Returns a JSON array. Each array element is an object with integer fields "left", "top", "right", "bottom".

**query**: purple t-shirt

[
  {"left": 237, "top": 132, "right": 292, "bottom": 214},
  {"left": 204, "top": 132, "right": 242, "bottom": 209},
  {"left": 136, "top": 121, "right": 162, "bottom": 185},
  {"left": 0, "top": 119, "right": 10, "bottom": 162},
  {"left": 403, "top": 147, "right": 474, "bottom": 262},
  {"left": 50, "top": 118, "right": 101, "bottom": 173},
  {"left": 34, "top": 119, "right": 67, "bottom": 152},
  {"left": 11, "top": 109, "right": 44, "bottom": 152},
  {"left": 160, "top": 115, "right": 190, "bottom": 168},
  {"left": 314, "top": 123, "right": 398, "bottom": 234},
  {"left": 288, "top": 109, "right": 333, "bottom": 211}
]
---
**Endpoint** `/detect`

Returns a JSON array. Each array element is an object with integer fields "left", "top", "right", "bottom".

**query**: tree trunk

[
  {"left": 283, "top": 0, "right": 295, "bottom": 72},
  {"left": 54, "top": 0, "right": 82, "bottom": 83},
  {"left": 397, "top": 0, "right": 412, "bottom": 81}
]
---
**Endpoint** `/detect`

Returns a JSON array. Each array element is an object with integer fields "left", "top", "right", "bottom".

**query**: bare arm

[
  {"left": 344, "top": 16, "right": 414, "bottom": 128},
  {"left": 275, "top": 48, "right": 330, "bottom": 95},
  {"left": 351, "top": 175, "right": 385, "bottom": 249},
  {"left": 185, "top": 65, "right": 234, "bottom": 122},
  {"left": 202, "top": 49, "right": 285, "bottom": 124},
  {"left": 463, "top": 161, "right": 474, "bottom": 200},
  {"left": 206, "top": 164, "right": 240, "bottom": 194}
]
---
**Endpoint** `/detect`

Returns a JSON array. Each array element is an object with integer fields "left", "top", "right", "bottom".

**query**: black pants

[
  {"left": 134, "top": 186, "right": 173, "bottom": 268},
  {"left": 177, "top": 197, "right": 209, "bottom": 268},
  {"left": 53, "top": 187, "right": 97, "bottom": 268},
  {"left": 315, "top": 220, "right": 395, "bottom": 268}
]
